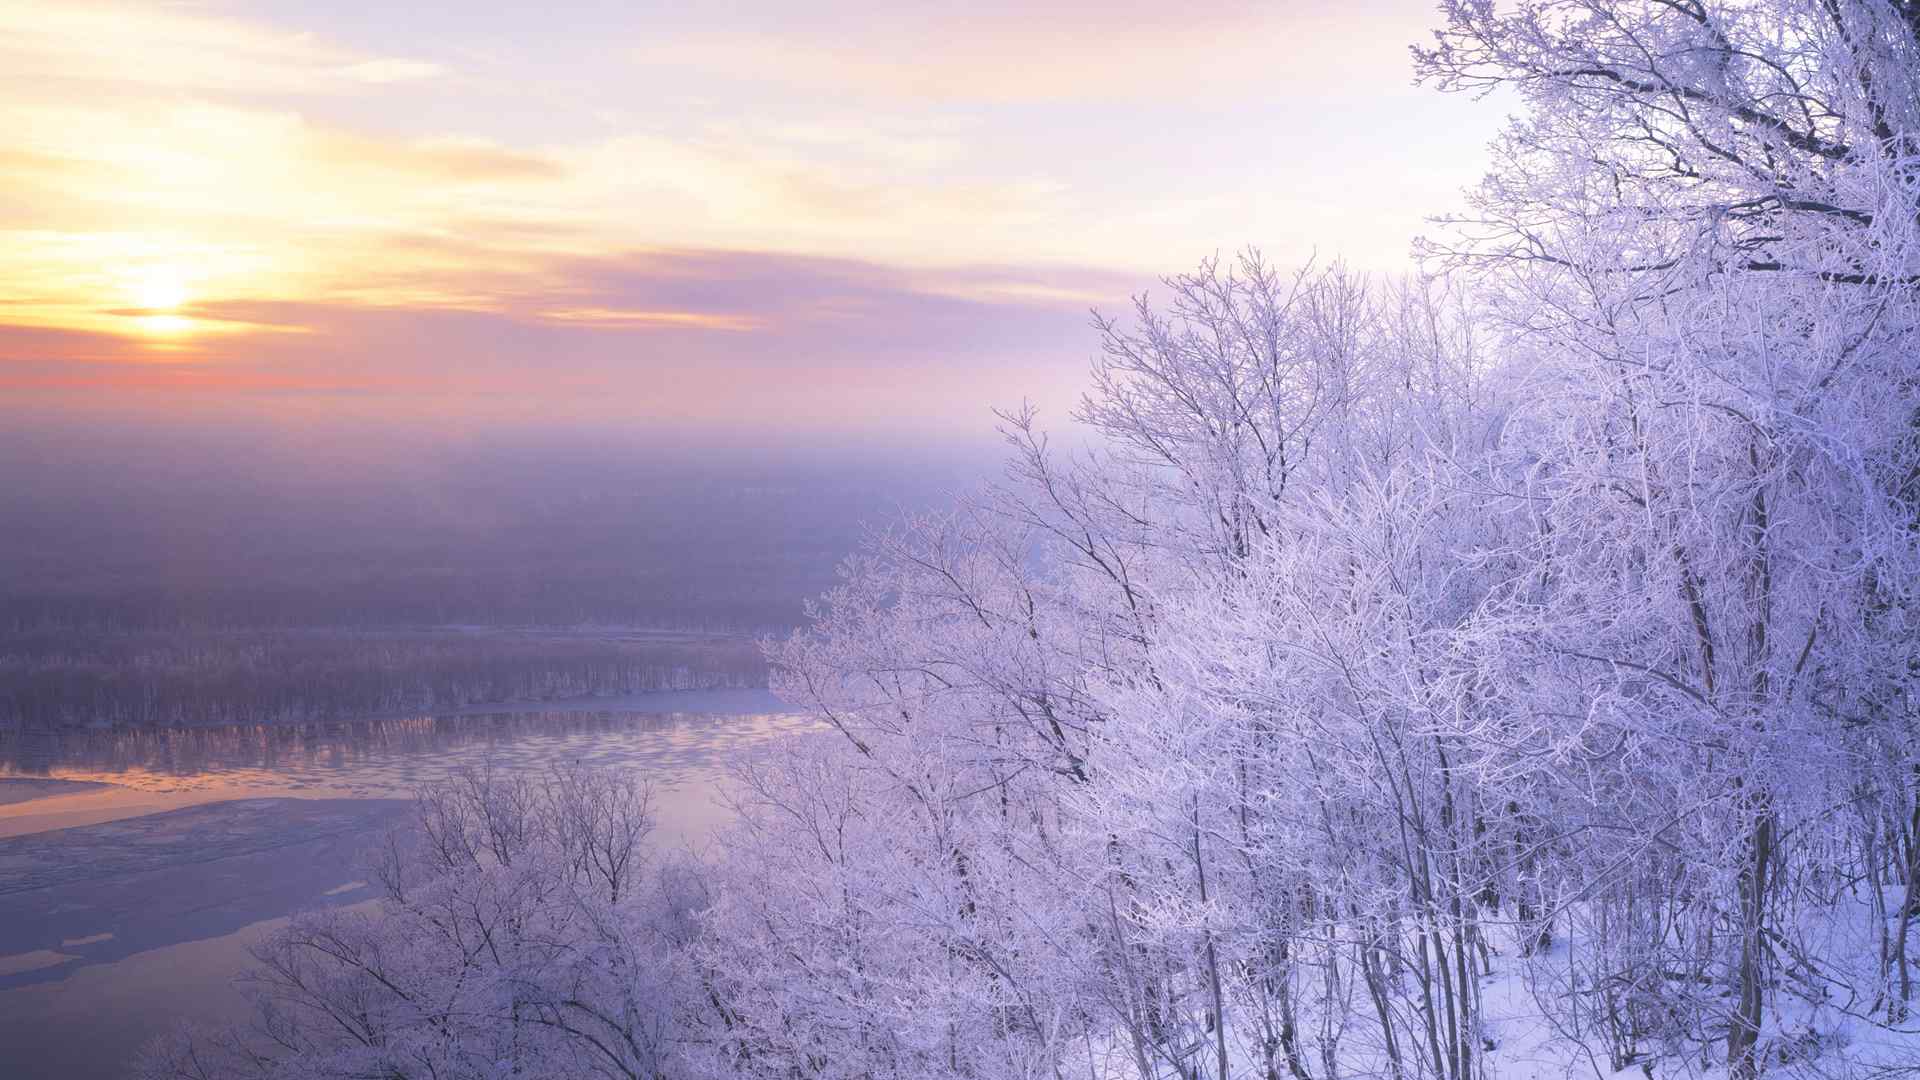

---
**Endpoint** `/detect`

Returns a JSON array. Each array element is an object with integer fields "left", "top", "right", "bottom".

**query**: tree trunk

[{"left": 1727, "top": 807, "right": 1774, "bottom": 1080}]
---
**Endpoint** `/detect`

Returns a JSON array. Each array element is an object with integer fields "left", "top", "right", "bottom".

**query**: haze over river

[{"left": 0, "top": 689, "right": 811, "bottom": 1080}]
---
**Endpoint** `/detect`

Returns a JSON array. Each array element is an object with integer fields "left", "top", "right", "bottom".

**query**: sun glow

[
  {"left": 135, "top": 313, "right": 192, "bottom": 337},
  {"left": 122, "top": 265, "right": 200, "bottom": 340},
  {"left": 130, "top": 267, "right": 188, "bottom": 312}
]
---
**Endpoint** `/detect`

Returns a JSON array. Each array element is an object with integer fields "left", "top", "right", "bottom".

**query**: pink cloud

[{"left": 0, "top": 249, "right": 1144, "bottom": 437}]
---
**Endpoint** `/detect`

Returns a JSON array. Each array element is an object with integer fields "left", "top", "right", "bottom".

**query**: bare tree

[{"left": 139, "top": 765, "right": 693, "bottom": 1080}]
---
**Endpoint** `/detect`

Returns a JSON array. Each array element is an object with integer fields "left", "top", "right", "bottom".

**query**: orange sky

[{"left": 0, "top": 1, "right": 1502, "bottom": 436}]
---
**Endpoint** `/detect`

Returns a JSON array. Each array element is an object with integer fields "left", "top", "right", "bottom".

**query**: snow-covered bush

[{"left": 138, "top": 764, "right": 698, "bottom": 1080}]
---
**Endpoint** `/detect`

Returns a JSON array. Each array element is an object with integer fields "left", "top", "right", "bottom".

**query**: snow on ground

[{"left": 1057, "top": 916, "right": 1920, "bottom": 1080}]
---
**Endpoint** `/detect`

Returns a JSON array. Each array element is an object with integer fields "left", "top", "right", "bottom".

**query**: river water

[{"left": 0, "top": 689, "right": 812, "bottom": 1079}]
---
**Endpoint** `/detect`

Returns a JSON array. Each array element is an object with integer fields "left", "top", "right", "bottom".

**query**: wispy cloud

[
  {"left": 628, "top": 4, "right": 1426, "bottom": 104},
  {"left": 533, "top": 307, "right": 766, "bottom": 332},
  {"left": 1, "top": 248, "right": 1131, "bottom": 433},
  {"left": 0, "top": 2, "right": 444, "bottom": 97},
  {"left": 0, "top": 0, "right": 1500, "bottom": 435}
]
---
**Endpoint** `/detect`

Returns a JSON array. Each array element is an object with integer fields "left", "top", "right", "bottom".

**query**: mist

[{"left": 0, "top": 412, "right": 997, "bottom": 633}]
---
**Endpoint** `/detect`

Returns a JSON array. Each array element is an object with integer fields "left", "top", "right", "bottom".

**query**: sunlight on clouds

[
  {"left": 0, "top": 91, "right": 1091, "bottom": 348},
  {"left": 132, "top": 314, "right": 194, "bottom": 341},
  {"left": 0, "top": 1, "right": 441, "bottom": 98},
  {"left": 625, "top": 6, "right": 1432, "bottom": 104},
  {"left": 0, "top": 0, "right": 1499, "bottom": 415},
  {"left": 128, "top": 267, "right": 188, "bottom": 313},
  {"left": 339, "top": 59, "right": 447, "bottom": 85},
  {"left": 0, "top": 231, "right": 287, "bottom": 342},
  {"left": 535, "top": 308, "right": 766, "bottom": 332}
]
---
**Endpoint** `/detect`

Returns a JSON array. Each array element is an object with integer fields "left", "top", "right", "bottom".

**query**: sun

[
  {"left": 131, "top": 268, "right": 188, "bottom": 312},
  {"left": 122, "top": 266, "right": 198, "bottom": 340}
]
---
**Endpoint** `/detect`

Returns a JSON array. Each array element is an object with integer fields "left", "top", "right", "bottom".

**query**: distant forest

[
  {"left": 0, "top": 629, "right": 767, "bottom": 730},
  {"left": 0, "top": 433, "right": 980, "bottom": 729}
]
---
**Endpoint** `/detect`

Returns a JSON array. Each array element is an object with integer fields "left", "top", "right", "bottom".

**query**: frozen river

[{"left": 0, "top": 689, "right": 811, "bottom": 1079}]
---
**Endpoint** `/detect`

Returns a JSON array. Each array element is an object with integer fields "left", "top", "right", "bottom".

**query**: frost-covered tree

[
  {"left": 1417, "top": 1, "right": 1920, "bottom": 1074},
  {"left": 139, "top": 765, "right": 698, "bottom": 1080},
  {"left": 707, "top": 4, "right": 1920, "bottom": 1076},
  {"left": 697, "top": 263, "right": 1508, "bottom": 1080}
]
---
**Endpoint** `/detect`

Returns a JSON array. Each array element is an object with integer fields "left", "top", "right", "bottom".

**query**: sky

[{"left": 0, "top": 0, "right": 1503, "bottom": 443}]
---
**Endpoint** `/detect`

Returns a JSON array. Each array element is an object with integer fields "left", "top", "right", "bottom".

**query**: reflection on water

[
  {"left": 0, "top": 692, "right": 818, "bottom": 1079},
  {"left": 0, "top": 690, "right": 817, "bottom": 841},
  {"left": 0, "top": 706, "right": 812, "bottom": 798}
]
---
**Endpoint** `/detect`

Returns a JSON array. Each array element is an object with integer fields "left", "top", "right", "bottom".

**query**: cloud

[
  {"left": 0, "top": 0, "right": 1505, "bottom": 442},
  {"left": 0, "top": 1, "right": 445, "bottom": 99},
  {"left": 0, "top": 0, "right": 1492, "bottom": 352},
  {"left": 533, "top": 308, "right": 766, "bottom": 332},
  {"left": 311, "top": 133, "right": 567, "bottom": 183},
  {"left": 0, "top": 248, "right": 1133, "bottom": 434},
  {"left": 338, "top": 59, "right": 447, "bottom": 85},
  {"left": 629, "top": 3, "right": 1432, "bottom": 104}
]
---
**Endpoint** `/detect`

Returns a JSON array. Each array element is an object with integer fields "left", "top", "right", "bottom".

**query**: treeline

[
  {"left": 0, "top": 630, "right": 767, "bottom": 730},
  {"left": 0, "top": 709, "right": 788, "bottom": 781},
  {"left": 0, "top": 570, "right": 820, "bottom": 637}
]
